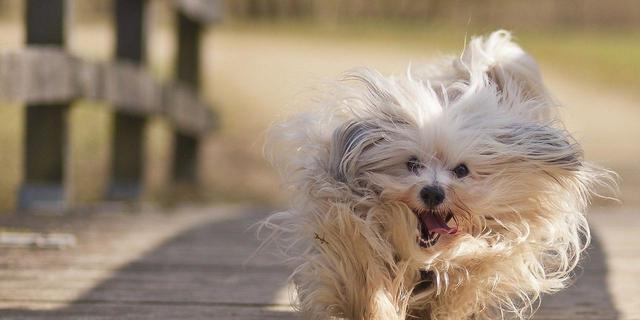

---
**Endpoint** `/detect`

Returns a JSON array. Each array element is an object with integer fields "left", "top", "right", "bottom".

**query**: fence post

[
  {"left": 19, "top": 0, "right": 69, "bottom": 211},
  {"left": 176, "top": 11, "right": 200, "bottom": 88},
  {"left": 26, "top": 0, "right": 65, "bottom": 45},
  {"left": 107, "top": 0, "right": 148, "bottom": 200},
  {"left": 173, "top": 131, "right": 198, "bottom": 183},
  {"left": 173, "top": 7, "right": 203, "bottom": 187}
]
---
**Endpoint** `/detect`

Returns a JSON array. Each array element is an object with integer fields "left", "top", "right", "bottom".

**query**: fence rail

[{"left": 0, "top": 49, "right": 214, "bottom": 134}]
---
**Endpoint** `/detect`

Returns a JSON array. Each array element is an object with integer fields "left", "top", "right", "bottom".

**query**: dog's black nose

[{"left": 420, "top": 185, "right": 445, "bottom": 207}]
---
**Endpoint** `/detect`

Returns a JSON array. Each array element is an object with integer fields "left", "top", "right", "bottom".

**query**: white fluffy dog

[{"left": 262, "top": 30, "right": 609, "bottom": 319}]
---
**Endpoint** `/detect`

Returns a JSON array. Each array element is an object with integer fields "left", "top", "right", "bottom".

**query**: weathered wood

[
  {"left": 173, "top": 14, "right": 203, "bottom": 187},
  {"left": 101, "top": 61, "right": 164, "bottom": 115},
  {"left": 0, "top": 49, "right": 76, "bottom": 103},
  {"left": 0, "top": 304, "right": 298, "bottom": 320},
  {"left": 173, "top": 132, "right": 199, "bottom": 183},
  {"left": 20, "top": 0, "right": 71, "bottom": 211},
  {"left": 0, "top": 207, "right": 637, "bottom": 319},
  {"left": 0, "top": 49, "right": 213, "bottom": 135},
  {"left": 162, "top": 82, "right": 215, "bottom": 134},
  {"left": 24, "top": 105, "right": 67, "bottom": 183},
  {"left": 176, "top": 11, "right": 201, "bottom": 88},
  {"left": 19, "top": 104, "right": 68, "bottom": 211},
  {"left": 112, "top": 0, "right": 151, "bottom": 201},
  {"left": 115, "top": 0, "right": 146, "bottom": 63},
  {"left": 0, "top": 206, "right": 298, "bottom": 319},
  {"left": 26, "top": 0, "right": 65, "bottom": 45},
  {"left": 108, "top": 113, "right": 146, "bottom": 200},
  {"left": 173, "top": 0, "right": 223, "bottom": 24}
]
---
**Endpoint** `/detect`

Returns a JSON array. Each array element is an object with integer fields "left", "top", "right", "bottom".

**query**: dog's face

[{"left": 328, "top": 71, "right": 583, "bottom": 250}]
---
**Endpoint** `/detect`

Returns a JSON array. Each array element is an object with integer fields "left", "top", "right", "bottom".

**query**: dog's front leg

[{"left": 296, "top": 207, "right": 404, "bottom": 320}]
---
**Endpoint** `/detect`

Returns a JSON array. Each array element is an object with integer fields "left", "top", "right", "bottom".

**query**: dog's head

[{"left": 324, "top": 31, "right": 586, "bottom": 250}]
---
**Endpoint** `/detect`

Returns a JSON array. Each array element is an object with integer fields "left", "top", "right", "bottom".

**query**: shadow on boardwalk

[
  {"left": 1, "top": 209, "right": 298, "bottom": 319},
  {"left": 536, "top": 233, "right": 620, "bottom": 319},
  {"left": 1, "top": 209, "right": 619, "bottom": 319}
]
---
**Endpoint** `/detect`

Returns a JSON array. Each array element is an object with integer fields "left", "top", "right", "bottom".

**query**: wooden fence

[{"left": 0, "top": 0, "right": 220, "bottom": 213}]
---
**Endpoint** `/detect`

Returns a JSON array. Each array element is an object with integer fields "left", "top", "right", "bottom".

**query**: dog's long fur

[{"left": 262, "top": 30, "right": 610, "bottom": 319}]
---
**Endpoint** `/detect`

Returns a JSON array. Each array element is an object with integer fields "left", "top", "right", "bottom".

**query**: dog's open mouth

[{"left": 415, "top": 210, "right": 458, "bottom": 248}]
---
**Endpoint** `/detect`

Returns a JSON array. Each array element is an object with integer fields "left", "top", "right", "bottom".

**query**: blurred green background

[{"left": 0, "top": 0, "right": 638, "bottom": 211}]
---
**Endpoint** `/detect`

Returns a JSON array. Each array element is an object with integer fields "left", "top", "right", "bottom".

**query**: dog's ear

[
  {"left": 328, "top": 119, "right": 383, "bottom": 184},
  {"left": 495, "top": 123, "right": 583, "bottom": 172},
  {"left": 458, "top": 30, "right": 550, "bottom": 102}
]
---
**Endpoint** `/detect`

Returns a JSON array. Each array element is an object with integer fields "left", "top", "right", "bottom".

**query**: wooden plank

[
  {"left": 19, "top": 104, "right": 68, "bottom": 211},
  {"left": 75, "top": 59, "right": 105, "bottom": 101},
  {"left": 173, "top": 0, "right": 223, "bottom": 24},
  {"left": 107, "top": 113, "right": 146, "bottom": 200},
  {"left": 114, "top": 0, "right": 146, "bottom": 63},
  {"left": 176, "top": 11, "right": 201, "bottom": 88},
  {"left": 163, "top": 83, "right": 215, "bottom": 134},
  {"left": 0, "top": 303, "right": 298, "bottom": 320},
  {"left": 23, "top": 105, "right": 67, "bottom": 183},
  {"left": 0, "top": 49, "right": 76, "bottom": 103},
  {"left": 2, "top": 206, "right": 637, "bottom": 318},
  {"left": 0, "top": 50, "right": 214, "bottom": 135},
  {"left": 0, "top": 267, "right": 291, "bottom": 306},
  {"left": 111, "top": 0, "right": 149, "bottom": 201},
  {"left": 172, "top": 132, "right": 199, "bottom": 183},
  {"left": 101, "top": 61, "right": 163, "bottom": 115},
  {"left": 26, "top": 0, "right": 65, "bottom": 45},
  {"left": 0, "top": 206, "right": 294, "bottom": 318}
]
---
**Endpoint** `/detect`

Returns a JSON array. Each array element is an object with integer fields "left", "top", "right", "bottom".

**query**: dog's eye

[
  {"left": 452, "top": 163, "right": 469, "bottom": 178},
  {"left": 406, "top": 156, "right": 423, "bottom": 174}
]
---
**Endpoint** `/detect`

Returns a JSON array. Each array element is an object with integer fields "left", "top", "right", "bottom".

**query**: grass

[
  {"left": 0, "top": 103, "right": 22, "bottom": 212},
  {"left": 519, "top": 31, "right": 640, "bottom": 93}
]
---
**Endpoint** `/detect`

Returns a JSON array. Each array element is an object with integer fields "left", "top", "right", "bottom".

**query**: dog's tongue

[{"left": 422, "top": 213, "right": 458, "bottom": 235}]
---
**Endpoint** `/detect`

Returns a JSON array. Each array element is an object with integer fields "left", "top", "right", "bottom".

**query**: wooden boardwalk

[{"left": 0, "top": 205, "right": 637, "bottom": 319}]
